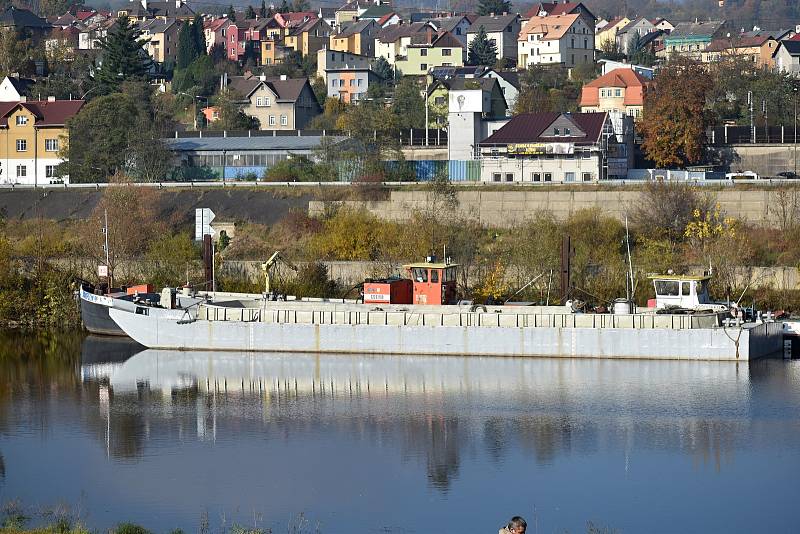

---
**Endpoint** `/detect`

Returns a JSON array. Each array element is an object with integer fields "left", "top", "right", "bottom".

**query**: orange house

[{"left": 579, "top": 68, "right": 652, "bottom": 118}]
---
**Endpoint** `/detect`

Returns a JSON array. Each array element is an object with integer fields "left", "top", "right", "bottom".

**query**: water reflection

[{"left": 0, "top": 334, "right": 799, "bottom": 533}]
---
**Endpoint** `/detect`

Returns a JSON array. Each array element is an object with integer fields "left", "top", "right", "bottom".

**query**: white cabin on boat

[{"left": 650, "top": 275, "right": 712, "bottom": 310}]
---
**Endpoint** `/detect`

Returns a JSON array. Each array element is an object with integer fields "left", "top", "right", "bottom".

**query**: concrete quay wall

[{"left": 309, "top": 189, "right": 785, "bottom": 227}]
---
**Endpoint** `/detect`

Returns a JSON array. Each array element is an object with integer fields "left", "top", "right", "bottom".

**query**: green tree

[
  {"left": 260, "top": 0, "right": 268, "bottom": 18},
  {"left": 477, "top": 0, "right": 511, "bottom": 16},
  {"left": 373, "top": 56, "right": 394, "bottom": 84},
  {"left": 191, "top": 14, "right": 206, "bottom": 58},
  {"left": 59, "top": 93, "right": 140, "bottom": 182},
  {"left": 0, "top": 29, "right": 33, "bottom": 77},
  {"left": 291, "top": 0, "right": 309, "bottom": 12},
  {"left": 391, "top": 77, "right": 425, "bottom": 129},
  {"left": 227, "top": 5, "right": 236, "bottom": 21},
  {"left": 310, "top": 75, "right": 327, "bottom": 105},
  {"left": 277, "top": 0, "right": 290, "bottom": 13},
  {"left": 245, "top": 5, "right": 256, "bottom": 19},
  {"left": 176, "top": 21, "right": 198, "bottom": 69},
  {"left": 467, "top": 26, "right": 498, "bottom": 66},
  {"left": 96, "top": 15, "right": 152, "bottom": 93},
  {"left": 210, "top": 90, "right": 260, "bottom": 130},
  {"left": 640, "top": 58, "right": 713, "bottom": 168}
]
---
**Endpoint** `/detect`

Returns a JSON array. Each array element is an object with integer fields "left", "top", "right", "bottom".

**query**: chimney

[
  {"left": 490, "top": 12, "right": 494, "bottom": 17},
  {"left": 426, "top": 27, "right": 432, "bottom": 42},
  {"left": 47, "top": 96, "right": 56, "bottom": 102},
  {"left": 259, "top": 73, "right": 266, "bottom": 81},
  {"left": 280, "top": 74, "right": 287, "bottom": 80},
  {"left": 175, "top": 0, "right": 182, "bottom": 8}
]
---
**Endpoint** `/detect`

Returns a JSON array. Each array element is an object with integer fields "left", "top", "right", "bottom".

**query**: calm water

[{"left": 1, "top": 333, "right": 799, "bottom": 533}]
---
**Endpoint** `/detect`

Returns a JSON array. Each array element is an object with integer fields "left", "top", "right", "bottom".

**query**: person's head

[{"left": 507, "top": 517, "right": 527, "bottom": 534}]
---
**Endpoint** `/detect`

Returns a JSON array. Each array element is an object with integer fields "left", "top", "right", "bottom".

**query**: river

[{"left": 0, "top": 333, "right": 799, "bottom": 533}]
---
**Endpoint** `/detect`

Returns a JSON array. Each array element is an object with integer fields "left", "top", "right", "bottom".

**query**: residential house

[
  {"left": 652, "top": 18, "right": 674, "bottom": 33},
  {"left": 615, "top": 17, "right": 655, "bottom": 54},
  {"left": 375, "top": 22, "right": 434, "bottom": 64},
  {"left": 318, "top": 7, "right": 336, "bottom": 30},
  {"left": 0, "top": 99, "right": 85, "bottom": 184},
  {"left": 330, "top": 19, "right": 377, "bottom": 56},
  {"left": 0, "top": 76, "right": 34, "bottom": 101},
  {"left": 284, "top": 16, "right": 331, "bottom": 58},
  {"left": 120, "top": 0, "right": 195, "bottom": 22},
  {"left": 427, "top": 77, "right": 507, "bottom": 127},
  {"left": 273, "top": 11, "right": 318, "bottom": 30},
  {"left": 357, "top": 4, "right": 394, "bottom": 23},
  {"left": 139, "top": 18, "right": 181, "bottom": 64},
  {"left": 427, "top": 15, "right": 471, "bottom": 46},
  {"left": 226, "top": 74, "right": 321, "bottom": 130},
  {"left": 45, "top": 26, "right": 81, "bottom": 59},
  {"left": 375, "top": 12, "right": 401, "bottom": 28},
  {"left": 326, "top": 67, "right": 382, "bottom": 103},
  {"left": 478, "top": 69, "right": 520, "bottom": 113},
  {"left": 466, "top": 14, "right": 521, "bottom": 61},
  {"left": 226, "top": 18, "right": 272, "bottom": 63},
  {"left": 701, "top": 34, "right": 778, "bottom": 67},
  {"left": 524, "top": 2, "right": 596, "bottom": 20},
  {"left": 478, "top": 111, "right": 623, "bottom": 182},
  {"left": 79, "top": 18, "right": 116, "bottom": 50},
  {"left": 579, "top": 68, "right": 651, "bottom": 118},
  {"left": 395, "top": 30, "right": 464, "bottom": 76},
  {"left": 0, "top": 6, "right": 52, "bottom": 41},
  {"left": 518, "top": 14, "right": 595, "bottom": 69},
  {"left": 663, "top": 20, "right": 726, "bottom": 59},
  {"left": 261, "top": 38, "right": 291, "bottom": 66},
  {"left": 773, "top": 40, "right": 800, "bottom": 75},
  {"left": 317, "top": 47, "right": 375, "bottom": 80},
  {"left": 596, "top": 16, "right": 630, "bottom": 50},
  {"left": 335, "top": 1, "right": 369, "bottom": 28},
  {"left": 598, "top": 59, "right": 654, "bottom": 78},
  {"left": 204, "top": 18, "right": 231, "bottom": 54}
]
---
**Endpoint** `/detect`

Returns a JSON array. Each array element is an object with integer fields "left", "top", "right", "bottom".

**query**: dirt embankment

[{"left": 0, "top": 188, "right": 313, "bottom": 225}]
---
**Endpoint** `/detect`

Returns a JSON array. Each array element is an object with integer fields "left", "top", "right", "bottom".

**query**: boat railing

[{"left": 197, "top": 306, "right": 726, "bottom": 330}]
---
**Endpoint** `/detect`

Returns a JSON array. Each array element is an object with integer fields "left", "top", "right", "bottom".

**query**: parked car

[{"left": 777, "top": 171, "right": 799, "bottom": 179}]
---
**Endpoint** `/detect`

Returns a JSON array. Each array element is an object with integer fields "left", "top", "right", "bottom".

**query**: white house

[
  {"left": 773, "top": 40, "right": 800, "bottom": 75},
  {"left": 517, "top": 13, "right": 594, "bottom": 68},
  {"left": 466, "top": 14, "right": 521, "bottom": 61}
]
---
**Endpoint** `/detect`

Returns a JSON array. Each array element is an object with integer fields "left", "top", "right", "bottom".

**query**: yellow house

[
  {"left": 261, "top": 39, "right": 291, "bottom": 65},
  {"left": 701, "top": 34, "right": 778, "bottom": 68},
  {"left": 395, "top": 31, "right": 464, "bottom": 76},
  {"left": 284, "top": 17, "right": 332, "bottom": 57},
  {"left": 596, "top": 16, "right": 630, "bottom": 50},
  {"left": 329, "top": 19, "right": 377, "bottom": 56},
  {"left": 0, "top": 99, "right": 84, "bottom": 184}
]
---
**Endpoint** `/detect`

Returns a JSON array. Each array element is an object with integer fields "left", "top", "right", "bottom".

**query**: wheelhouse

[{"left": 649, "top": 275, "right": 711, "bottom": 309}]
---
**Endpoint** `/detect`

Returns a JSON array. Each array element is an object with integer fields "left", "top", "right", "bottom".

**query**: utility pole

[
  {"left": 748, "top": 91, "right": 754, "bottom": 143},
  {"left": 795, "top": 86, "right": 798, "bottom": 175},
  {"left": 762, "top": 99, "right": 768, "bottom": 143}
]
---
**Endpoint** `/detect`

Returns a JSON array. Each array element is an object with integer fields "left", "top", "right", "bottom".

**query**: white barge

[{"left": 106, "top": 262, "right": 785, "bottom": 361}]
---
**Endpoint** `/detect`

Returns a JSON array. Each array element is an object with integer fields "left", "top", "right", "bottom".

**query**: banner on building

[{"left": 507, "top": 143, "right": 574, "bottom": 155}]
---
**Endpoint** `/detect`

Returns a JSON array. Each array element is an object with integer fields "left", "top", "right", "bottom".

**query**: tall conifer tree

[{"left": 97, "top": 15, "right": 152, "bottom": 93}]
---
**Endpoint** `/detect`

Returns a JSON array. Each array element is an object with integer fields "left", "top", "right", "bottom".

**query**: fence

[
  {"left": 707, "top": 125, "right": 800, "bottom": 145},
  {"left": 172, "top": 128, "right": 448, "bottom": 147}
]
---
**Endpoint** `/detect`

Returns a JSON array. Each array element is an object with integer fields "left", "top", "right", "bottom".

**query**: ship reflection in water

[{"left": 1, "top": 334, "right": 799, "bottom": 533}]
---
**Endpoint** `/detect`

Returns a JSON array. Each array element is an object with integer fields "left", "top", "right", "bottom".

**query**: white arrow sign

[{"left": 195, "top": 208, "right": 216, "bottom": 241}]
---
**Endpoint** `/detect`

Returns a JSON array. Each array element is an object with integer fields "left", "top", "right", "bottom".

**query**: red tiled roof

[
  {"left": 580, "top": 68, "right": 650, "bottom": 107},
  {"left": 0, "top": 100, "right": 85, "bottom": 127},
  {"left": 705, "top": 35, "right": 771, "bottom": 51},
  {"left": 377, "top": 12, "right": 397, "bottom": 26},
  {"left": 480, "top": 112, "right": 607, "bottom": 145}
]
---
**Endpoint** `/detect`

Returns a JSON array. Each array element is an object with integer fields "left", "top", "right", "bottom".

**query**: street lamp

[{"left": 794, "top": 85, "right": 798, "bottom": 175}]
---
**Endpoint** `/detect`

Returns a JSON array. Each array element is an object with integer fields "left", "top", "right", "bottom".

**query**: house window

[
  {"left": 339, "top": 79, "right": 344, "bottom": 87},
  {"left": 349, "top": 79, "right": 355, "bottom": 86},
  {"left": 505, "top": 173, "right": 513, "bottom": 182},
  {"left": 420, "top": 48, "right": 427, "bottom": 56},
  {"left": 564, "top": 128, "right": 571, "bottom": 135},
  {"left": 582, "top": 172, "right": 592, "bottom": 182},
  {"left": 16, "top": 115, "right": 27, "bottom": 126},
  {"left": 600, "top": 89, "right": 605, "bottom": 97},
  {"left": 331, "top": 79, "right": 336, "bottom": 87},
  {"left": 331, "top": 53, "right": 335, "bottom": 60},
  {"left": 434, "top": 96, "right": 445, "bottom": 105},
  {"left": 357, "top": 78, "right": 362, "bottom": 86},
  {"left": 280, "top": 115, "right": 287, "bottom": 125},
  {"left": 420, "top": 63, "right": 427, "bottom": 70},
  {"left": 584, "top": 38, "right": 588, "bottom": 48},
  {"left": 492, "top": 173, "right": 501, "bottom": 182},
  {"left": 544, "top": 173, "right": 552, "bottom": 182},
  {"left": 565, "top": 172, "right": 575, "bottom": 182},
  {"left": 615, "top": 89, "right": 621, "bottom": 97},
  {"left": 45, "top": 139, "right": 58, "bottom": 152},
  {"left": 571, "top": 38, "right": 574, "bottom": 47},
  {"left": 553, "top": 128, "right": 560, "bottom": 135},
  {"left": 265, "top": 43, "right": 272, "bottom": 50},
  {"left": 456, "top": 27, "right": 461, "bottom": 35},
  {"left": 269, "top": 115, "right": 276, "bottom": 126},
  {"left": 46, "top": 165, "right": 57, "bottom": 178},
  {"left": 16, "top": 165, "right": 26, "bottom": 177},
  {"left": 16, "top": 139, "right": 26, "bottom": 152},
  {"left": 532, "top": 172, "right": 541, "bottom": 182},
  {"left": 442, "top": 48, "right": 451, "bottom": 56}
]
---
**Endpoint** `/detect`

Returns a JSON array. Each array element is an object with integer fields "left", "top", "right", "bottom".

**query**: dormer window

[
  {"left": 16, "top": 115, "right": 28, "bottom": 126},
  {"left": 564, "top": 128, "right": 571, "bottom": 135},
  {"left": 553, "top": 127, "right": 560, "bottom": 135}
]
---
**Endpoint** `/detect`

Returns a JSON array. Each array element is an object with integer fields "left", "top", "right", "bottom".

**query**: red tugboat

[{"left": 363, "top": 258, "right": 459, "bottom": 305}]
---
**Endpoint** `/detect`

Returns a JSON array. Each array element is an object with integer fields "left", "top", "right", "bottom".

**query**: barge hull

[{"left": 108, "top": 309, "right": 784, "bottom": 361}]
